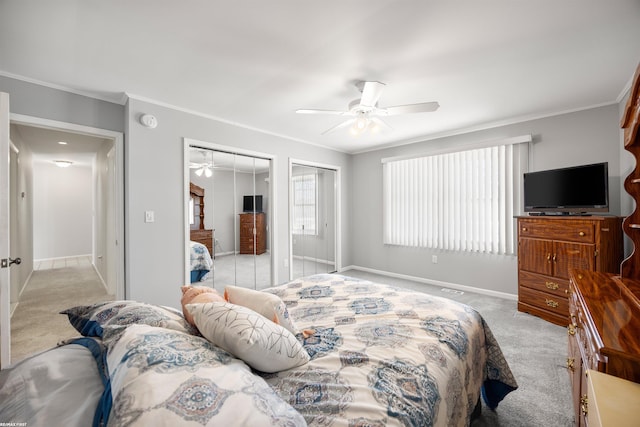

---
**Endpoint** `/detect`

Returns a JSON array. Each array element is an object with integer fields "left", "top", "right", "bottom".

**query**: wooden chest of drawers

[
  {"left": 516, "top": 216, "right": 622, "bottom": 326},
  {"left": 239, "top": 212, "right": 266, "bottom": 255},
  {"left": 567, "top": 270, "right": 640, "bottom": 427}
]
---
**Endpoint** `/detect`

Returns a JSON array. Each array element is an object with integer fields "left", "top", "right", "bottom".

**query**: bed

[
  {"left": 190, "top": 240, "right": 213, "bottom": 282},
  {"left": 0, "top": 274, "right": 517, "bottom": 427}
]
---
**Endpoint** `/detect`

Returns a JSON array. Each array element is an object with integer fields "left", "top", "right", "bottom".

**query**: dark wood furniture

[
  {"left": 566, "top": 61, "right": 640, "bottom": 426},
  {"left": 190, "top": 182, "right": 214, "bottom": 256},
  {"left": 517, "top": 216, "right": 622, "bottom": 326},
  {"left": 567, "top": 270, "right": 640, "bottom": 427},
  {"left": 239, "top": 212, "right": 266, "bottom": 255}
]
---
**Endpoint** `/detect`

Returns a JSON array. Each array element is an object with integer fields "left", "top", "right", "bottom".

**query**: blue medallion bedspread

[
  {"left": 262, "top": 274, "right": 518, "bottom": 426},
  {"left": 0, "top": 274, "right": 517, "bottom": 427},
  {"left": 190, "top": 240, "right": 213, "bottom": 282}
]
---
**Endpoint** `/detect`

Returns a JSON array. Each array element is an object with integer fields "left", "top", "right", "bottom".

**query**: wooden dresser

[
  {"left": 517, "top": 216, "right": 622, "bottom": 326},
  {"left": 239, "top": 212, "right": 266, "bottom": 255},
  {"left": 565, "top": 61, "right": 640, "bottom": 427},
  {"left": 567, "top": 270, "right": 640, "bottom": 427}
]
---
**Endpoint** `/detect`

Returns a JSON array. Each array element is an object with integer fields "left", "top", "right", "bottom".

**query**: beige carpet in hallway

[{"left": 10, "top": 264, "right": 113, "bottom": 363}]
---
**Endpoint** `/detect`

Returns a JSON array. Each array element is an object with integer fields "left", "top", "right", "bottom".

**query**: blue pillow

[{"left": 61, "top": 300, "right": 197, "bottom": 337}]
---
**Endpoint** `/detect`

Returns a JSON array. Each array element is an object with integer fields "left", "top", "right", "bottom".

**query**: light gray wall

[
  {"left": 125, "top": 97, "right": 351, "bottom": 307},
  {"left": 350, "top": 104, "right": 626, "bottom": 296},
  {"left": 33, "top": 160, "right": 93, "bottom": 259},
  {"left": 0, "top": 76, "right": 124, "bottom": 132}
]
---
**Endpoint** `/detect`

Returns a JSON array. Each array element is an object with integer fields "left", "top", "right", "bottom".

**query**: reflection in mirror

[
  {"left": 291, "top": 164, "right": 337, "bottom": 280},
  {"left": 187, "top": 146, "right": 271, "bottom": 291}
]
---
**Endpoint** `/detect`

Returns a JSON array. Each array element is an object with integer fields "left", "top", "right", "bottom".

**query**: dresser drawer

[
  {"left": 519, "top": 220, "right": 595, "bottom": 243},
  {"left": 519, "top": 270, "right": 569, "bottom": 298},
  {"left": 519, "top": 286, "right": 569, "bottom": 317}
]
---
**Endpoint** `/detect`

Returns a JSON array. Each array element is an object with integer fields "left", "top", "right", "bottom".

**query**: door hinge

[{"left": 1, "top": 259, "right": 7, "bottom": 268}]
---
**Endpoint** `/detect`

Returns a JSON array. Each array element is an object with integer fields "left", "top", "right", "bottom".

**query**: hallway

[{"left": 10, "top": 256, "right": 113, "bottom": 363}]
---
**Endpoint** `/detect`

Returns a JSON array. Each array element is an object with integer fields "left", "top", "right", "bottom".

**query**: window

[
  {"left": 292, "top": 173, "right": 317, "bottom": 235},
  {"left": 383, "top": 138, "right": 529, "bottom": 255}
]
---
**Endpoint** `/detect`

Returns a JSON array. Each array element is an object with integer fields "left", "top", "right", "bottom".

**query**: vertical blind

[{"left": 383, "top": 140, "right": 528, "bottom": 255}]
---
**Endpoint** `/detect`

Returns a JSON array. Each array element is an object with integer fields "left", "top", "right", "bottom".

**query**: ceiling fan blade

[
  {"left": 296, "top": 109, "right": 345, "bottom": 115},
  {"left": 321, "top": 118, "right": 355, "bottom": 135},
  {"left": 384, "top": 102, "right": 440, "bottom": 115},
  {"left": 359, "top": 81, "right": 386, "bottom": 108}
]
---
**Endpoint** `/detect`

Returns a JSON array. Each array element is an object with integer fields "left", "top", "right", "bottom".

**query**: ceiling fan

[
  {"left": 189, "top": 150, "right": 217, "bottom": 177},
  {"left": 296, "top": 81, "right": 440, "bottom": 136}
]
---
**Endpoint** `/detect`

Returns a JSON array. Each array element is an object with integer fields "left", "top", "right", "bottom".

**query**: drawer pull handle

[
  {"left": 522, "top": 227, "right": 528, "bottom": 232},
  {"left": 547, "top": 253, "right": 552, "bottom": 263},
  {"left": 580, "top": 395, "right": 588, "bottom": 416},
  {"left": 567, "top": 324, "right": 576, "bottom": 336},
  {"left": 566, "top": 357, "right": 575, "bottom": 372},
  {"left": 545, "top": 281, "right": 559, "bottom": 290},
  {"left": 545, "top": 299, "right": 559, "bottom": 308},
  {"left": 578, "top": 231, "right": 585, "bottom": 237}
]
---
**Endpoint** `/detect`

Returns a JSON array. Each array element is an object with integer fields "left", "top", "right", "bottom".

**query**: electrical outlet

[
  {"left": 284, "top": 258, "right": 289, "bottom": 268},
  {"left": 431, "top": 255, "right": 438, "bottom": 264},
  {"left": 145, "top": 210, "right": 155, "bottom": 223}
]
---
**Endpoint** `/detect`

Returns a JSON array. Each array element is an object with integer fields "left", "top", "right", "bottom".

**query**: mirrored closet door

[
  {"left": 188, "top": 146, "right": 271, "bottom": 291},
  {"left": 290, "top": 163, "right": 337, "bottom": 280}
]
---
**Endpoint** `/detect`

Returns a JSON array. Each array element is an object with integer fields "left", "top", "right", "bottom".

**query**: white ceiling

[
  {"left": 11, "top": 124, "right": 109, "bottom": 167},
  {"left": 2, "top": 1, "right": 640, "bottom": 154}
]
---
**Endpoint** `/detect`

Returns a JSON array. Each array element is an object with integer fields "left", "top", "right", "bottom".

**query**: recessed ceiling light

[
  {"left": 53, "top": 160, "right": 73, "bottom": 168},
  {"left": 58, "top": 141, "right": 68, "bottom": 145}
]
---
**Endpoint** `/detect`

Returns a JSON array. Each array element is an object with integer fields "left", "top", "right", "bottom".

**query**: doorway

[
  {"left": 184, "top": 139, "right": 274, "bottom": 291},
  {"left": 289, "top": 160, "right": 340, "bottom": 280},
  {"left": 5, "top": 115, "right": 124, "bottom": 364}
]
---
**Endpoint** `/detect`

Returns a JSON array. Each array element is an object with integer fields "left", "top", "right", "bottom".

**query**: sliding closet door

[
  {"left": 188, "top": 146, "right": 271, "bottom": 291},
  {"left": 291, "top": 164, "right": 337, "bottom": 280}
]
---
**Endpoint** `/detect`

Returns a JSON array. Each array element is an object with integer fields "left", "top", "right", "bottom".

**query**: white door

[{"left": 1, "top": 91, "right": 11, "bottom": 368}]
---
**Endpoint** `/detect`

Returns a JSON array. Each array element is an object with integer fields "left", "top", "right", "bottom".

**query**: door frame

[
  {"left": 9, "top": 114, "right": 125, "bottom": 302},
  {"left": 183, "top": 138, "right": 277, "bottom": 286},
  {"left": 288, "top": 158, "right": 341, "bottom": 281},
  {"left": 1, "top": 92, "right": 10, "bottom": 368}
]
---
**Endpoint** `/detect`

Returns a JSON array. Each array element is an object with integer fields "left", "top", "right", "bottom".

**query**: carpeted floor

[{"left": 10, "top": 263, "right": 113, "bottom": 363}]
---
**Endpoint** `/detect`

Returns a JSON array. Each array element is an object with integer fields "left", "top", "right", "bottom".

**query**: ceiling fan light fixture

[
  {"left": 355, "top": 115, "right": 369, "bottom": 130},
  {"left": 53, "top": 160, "right": 73, "bottom": 168},
  {"left": 204, "top": 167, "right": 213, "bottom": 178},
  {"left": 194, "top": 168, "right": 204, "bottom": 177}
]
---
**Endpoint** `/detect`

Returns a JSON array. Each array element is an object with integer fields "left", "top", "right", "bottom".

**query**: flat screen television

[
  {"left": 243, "top": 195, "right": 263, "bottom": 213},
  {"left": 523, "top": 162, "right": 609, "bottom": 214}
]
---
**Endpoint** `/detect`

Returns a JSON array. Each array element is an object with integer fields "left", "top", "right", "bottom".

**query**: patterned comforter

[
  {"left": 0, "top": 274, "right": 517, "bottom": 427},
  {"left": 262, "top": 274, "right": 517, "bottom": 427}
]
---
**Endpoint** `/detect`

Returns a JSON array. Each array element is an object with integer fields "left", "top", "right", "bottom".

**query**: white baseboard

[
  {"left": 292, "top": 255, "right": 336, "bottom": 267},
  {"left": 340, "top": 265, "right": 517, "bottom": 301}
]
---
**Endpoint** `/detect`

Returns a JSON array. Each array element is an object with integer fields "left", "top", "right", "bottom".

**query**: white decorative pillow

[
  {"left": 224, "top": 285, "right": 298, "bottom": 334},
  {"left": 186, "top": 302, "right": 310, "bottom": 373},
  {"left": 105, "top": 324, "right": 306, "bottom": 427}
]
